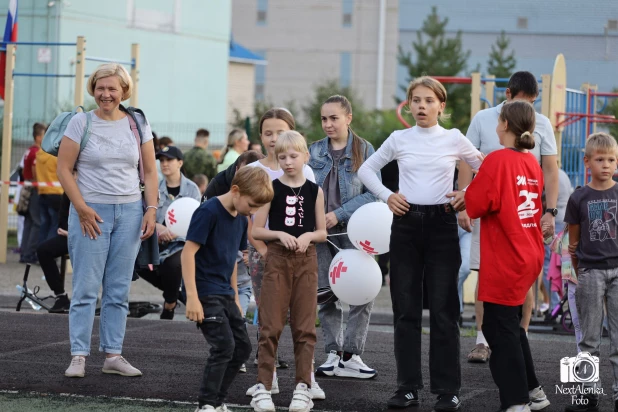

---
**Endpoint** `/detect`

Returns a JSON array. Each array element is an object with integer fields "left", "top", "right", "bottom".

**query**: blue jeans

[
  {"left": 68, "top": 200, "right": 143, "bottom": 356},
  {"left": 237, "top": 280, "right": 252, "bottom": 317},
  {"left": 457, "top": 226, "right": 472, "bottom": 314},
  {"left": 317, "top": 225, "right": 374, "bottom": 355}
]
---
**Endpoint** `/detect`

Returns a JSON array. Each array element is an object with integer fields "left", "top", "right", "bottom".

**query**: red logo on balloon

[
  {"left": 330, "top": 261, "right": 347, "bottom": 285},
  {"left": 359, "top": 240, "right": 377, "bottom": 255},
  {"left": 167, "top": 209, "right": 177, "bottom": 225}
]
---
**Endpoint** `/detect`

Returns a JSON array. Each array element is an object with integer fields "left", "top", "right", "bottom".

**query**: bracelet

[{"left": 145, "top": 205, "right": 158, "bottom": 212}]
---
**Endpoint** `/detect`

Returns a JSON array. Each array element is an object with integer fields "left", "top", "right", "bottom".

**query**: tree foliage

[
  {"left": 397, "top": 6, "right": 473, "bottom": 131},
  {"left": 487, "top": 30, "right": 516, "bottom": 88}
]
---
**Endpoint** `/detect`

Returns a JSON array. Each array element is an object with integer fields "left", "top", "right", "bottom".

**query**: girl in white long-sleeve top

[{"left": 358, "top": 76, "right": 483, "bottom": 412}]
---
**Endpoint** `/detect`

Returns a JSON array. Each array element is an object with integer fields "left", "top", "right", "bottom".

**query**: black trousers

[
  {"left": 390, "top": 204, "right": 461, "bottom": 395},
  {"left": 21, "top": 190, "right": 40, "bottom": 262},
  {"left": 37, "top": 234, "right": 68, "bottom": 296},
  {"left": 138, "top": 251, "right": 182, "bottom": 304},
  {"left": 483, "top": 302, "right": 539, "bottom": 410},
  {"left": 197, "top": 295, "right": 252, "bottom": 408}
]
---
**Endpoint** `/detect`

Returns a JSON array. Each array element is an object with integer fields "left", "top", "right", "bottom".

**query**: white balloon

[
  {"left": 328, "top": 249, "right": 382, "bottom": 306},
  {"left": 164, "top": 197, "right": 200, "bottom": 239},
  {"left": 347, "top": 202, "right": 393, "bottom": 255}
]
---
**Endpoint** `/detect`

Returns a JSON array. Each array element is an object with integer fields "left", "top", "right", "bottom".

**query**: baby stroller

[{"left": 544, "top": 281, "right": 574, "bottom": 334}]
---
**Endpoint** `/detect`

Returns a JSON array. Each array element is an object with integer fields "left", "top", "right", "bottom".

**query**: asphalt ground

[{"left": 0, "top": 311, "right": 616, "bottom": 412}]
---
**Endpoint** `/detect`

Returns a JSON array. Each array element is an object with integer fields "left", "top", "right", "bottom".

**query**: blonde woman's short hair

[
  {"left": 231, "top": 166, "right": 274, "bottom": 205},
  {"left": 87, "top": 63, "right": 133, "bottom": 101},
  {"left": 274, "top": 131, "right": 309, "bottom": 156},
  {"left": 585, "top": 132, "right": 618, "bottom": 157}
]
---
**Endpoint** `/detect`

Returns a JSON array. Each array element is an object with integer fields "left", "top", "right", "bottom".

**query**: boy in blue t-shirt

[
  {"left": 181, "top": 167, "right": 274, "bottom": 412},
  {"left": 564, "top": 133, "right": 618, "bottom": 412}
]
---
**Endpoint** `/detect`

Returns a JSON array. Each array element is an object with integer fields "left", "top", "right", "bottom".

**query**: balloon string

[
  {"left": 326, "top": 239, "right": 341, "bottom": 251},
  {"left": 327, "top": 232, "right": 348, "bottom": 236}
]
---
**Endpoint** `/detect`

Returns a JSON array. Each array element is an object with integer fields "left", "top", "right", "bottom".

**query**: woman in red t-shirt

[{"left": 465, "top": 101, "right": 549, "bottom": 412}]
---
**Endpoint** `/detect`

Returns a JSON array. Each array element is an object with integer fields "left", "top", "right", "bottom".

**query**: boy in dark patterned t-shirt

[{"left": 564, "top": 133, "right": 618, "bottom": 412}]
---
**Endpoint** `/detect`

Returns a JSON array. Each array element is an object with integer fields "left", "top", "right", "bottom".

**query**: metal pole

[
  {"left": 375, "top": 0, "right": 386, "bottom": 109},
  {"left": 130, "top": 43, "right": 140, "bottom": 107},
  {"left": 0, "top": 44, "right": 16, "bottom": 263}
]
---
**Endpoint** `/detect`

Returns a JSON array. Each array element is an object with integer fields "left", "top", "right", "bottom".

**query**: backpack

[{"left": 41, "top": 106, "right": 92, "bottom": 156}]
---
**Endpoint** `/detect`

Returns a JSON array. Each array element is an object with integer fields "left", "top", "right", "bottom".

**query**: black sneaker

[
  {"left": 160, "top": 303, "right": 176, "bottom": 320},
  {"left": 435, "top": 394, "right": 461, "bottom": 411},
  {"left": 276, "top": 357, "right": 289, "bottom": 369},
  {"left": 49, "top": 294, "right": 70, "bottom": 313},
  {"left": 565, "top": 396, "right": 599, "bottom": 411},
  {"left": 387, "top": 389, "right": 419, "bottom": 408}
]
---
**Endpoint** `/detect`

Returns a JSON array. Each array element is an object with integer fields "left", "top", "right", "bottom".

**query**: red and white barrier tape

[{"left": 0, "top": 181, "right": 62, "bottom": 187}]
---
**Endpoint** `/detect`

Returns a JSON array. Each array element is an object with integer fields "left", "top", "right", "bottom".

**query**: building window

[
  {"left": 342, "top": 0, "right": 353, "bottom": 27},
  {"left": 608, "top": 19, "right": 618, "bottom": 31},
  {"left": 255, "top": 50, "right": 266, "bottom": 101},
  {"left": 517, "top": 17, "right": 528, "bottom": 29},
  {"left": 127, "top": 0, "right": 182, "bottom": 33},
  {"left": 257, "top": 0, "right": 267, "bottom": 26},
  {"left": 340, "top": 52, "right": 351, "bottom": 88}
]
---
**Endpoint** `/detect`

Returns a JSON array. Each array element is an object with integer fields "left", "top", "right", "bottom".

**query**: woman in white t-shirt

[
  {"left": 245, "top": 108, "right": 322, "bottom": 399},
  {"left": 56, "top": 63, "right": 158, "bottom": 379}
]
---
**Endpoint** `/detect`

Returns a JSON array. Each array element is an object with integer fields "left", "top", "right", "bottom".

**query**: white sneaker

[
  {"left": 239, "top": 363, "right": 247, "bottom": 373},
  {"left": 335, "top": 354, "right": 377, "bottom": 379},
  {"left": 194, "top": 406, "right": 215, "bottom": 411},
  {"left": 505, "top": 404, "right": 531, "bottom": 412},
  {"left": 247, "top": 378, "right": 279, "bottom": 396},
  {"left": 289, "top": 383, "right": 314, "bottom": 412},
  {"left": 528, "top": 386, "right": 550, "bottom": 410},
  {"left": 216, "top": 405, "right": 228, "bottom": 412},
  {"left": 315, "top": 350, "right": 340, "bottom": 376},
  {"left": 539, "top": 303, "right": 550, "bottom": 314},
  {"left": 64, "top": 356, "right": 86, "bottom": 378},
  {"left": 251, "top": 384, "right": 276, "bottom": 412},
  {"left": 310, "top": 380, "right": 325, "bottom": 400},
  {"left": 102, "top": 355, "right": 142, "bottom": 377}
]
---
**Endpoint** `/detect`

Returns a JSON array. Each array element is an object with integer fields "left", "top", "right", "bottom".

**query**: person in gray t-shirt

[{"left": 57, "top": 63, "right": 157, "bottom": 379}]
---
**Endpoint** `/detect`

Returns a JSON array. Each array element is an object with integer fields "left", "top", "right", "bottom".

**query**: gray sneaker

[
  {"left": 64, "top": 356, "right": 86, "bottom": 378},
  {"left": 102, "top": 356, "right": 142, "bottom": 377}
]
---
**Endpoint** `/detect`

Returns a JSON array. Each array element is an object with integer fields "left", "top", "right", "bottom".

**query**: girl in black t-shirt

[{"left": 251, "top": 131, "right": 327, "bottom": 412}]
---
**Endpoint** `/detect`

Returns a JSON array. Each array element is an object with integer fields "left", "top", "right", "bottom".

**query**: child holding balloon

[
  {"left": 465, "top": 101, "right": 548, "bottom": 412},
  {"left": 308, "top": 95, "right": 381, "bottom": 380},
  {"left": 181, "top": 166, "right": 274, "bottom": 412},
  {"left": 358, "top": 76, "right": 483, "bottom": 411},
  {"left": 250, "top": 131, "right": 327, "bottom": 412},
  {"left": 137, "top": 145, "right": 201, "bottom": 320}
]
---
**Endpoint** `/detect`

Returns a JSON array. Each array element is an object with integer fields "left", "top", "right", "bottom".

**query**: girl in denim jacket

[{"left": 309, "top": 95, "right": 381, "bottom": 381}]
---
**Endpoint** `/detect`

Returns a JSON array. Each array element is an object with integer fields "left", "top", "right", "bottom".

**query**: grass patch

[
  {"left": 422, "top": 327, "right": 477, "bottom": 337},
  {"left": 461, "top": 327, "right": 478, "bottom": 338},
  {"left": 8, "top": 231, "right": 17, "bottom": 248}
]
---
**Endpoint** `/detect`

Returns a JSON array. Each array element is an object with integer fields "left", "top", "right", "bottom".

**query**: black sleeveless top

[{"left": 268, "top": 179, "right": 319, "bottom": 238}]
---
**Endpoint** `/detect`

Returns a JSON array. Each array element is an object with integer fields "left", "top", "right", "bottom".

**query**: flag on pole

[{"left": 0, "top": 0, "right": 18, "bottom": 100}]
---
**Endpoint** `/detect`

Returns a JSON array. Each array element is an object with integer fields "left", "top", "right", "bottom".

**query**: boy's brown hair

[
  {"left": 585, "top": 132, "right": 618, "bottom": 158},
  {"left": 231, "top": 166, "right": 274, "bottom": 205}
]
